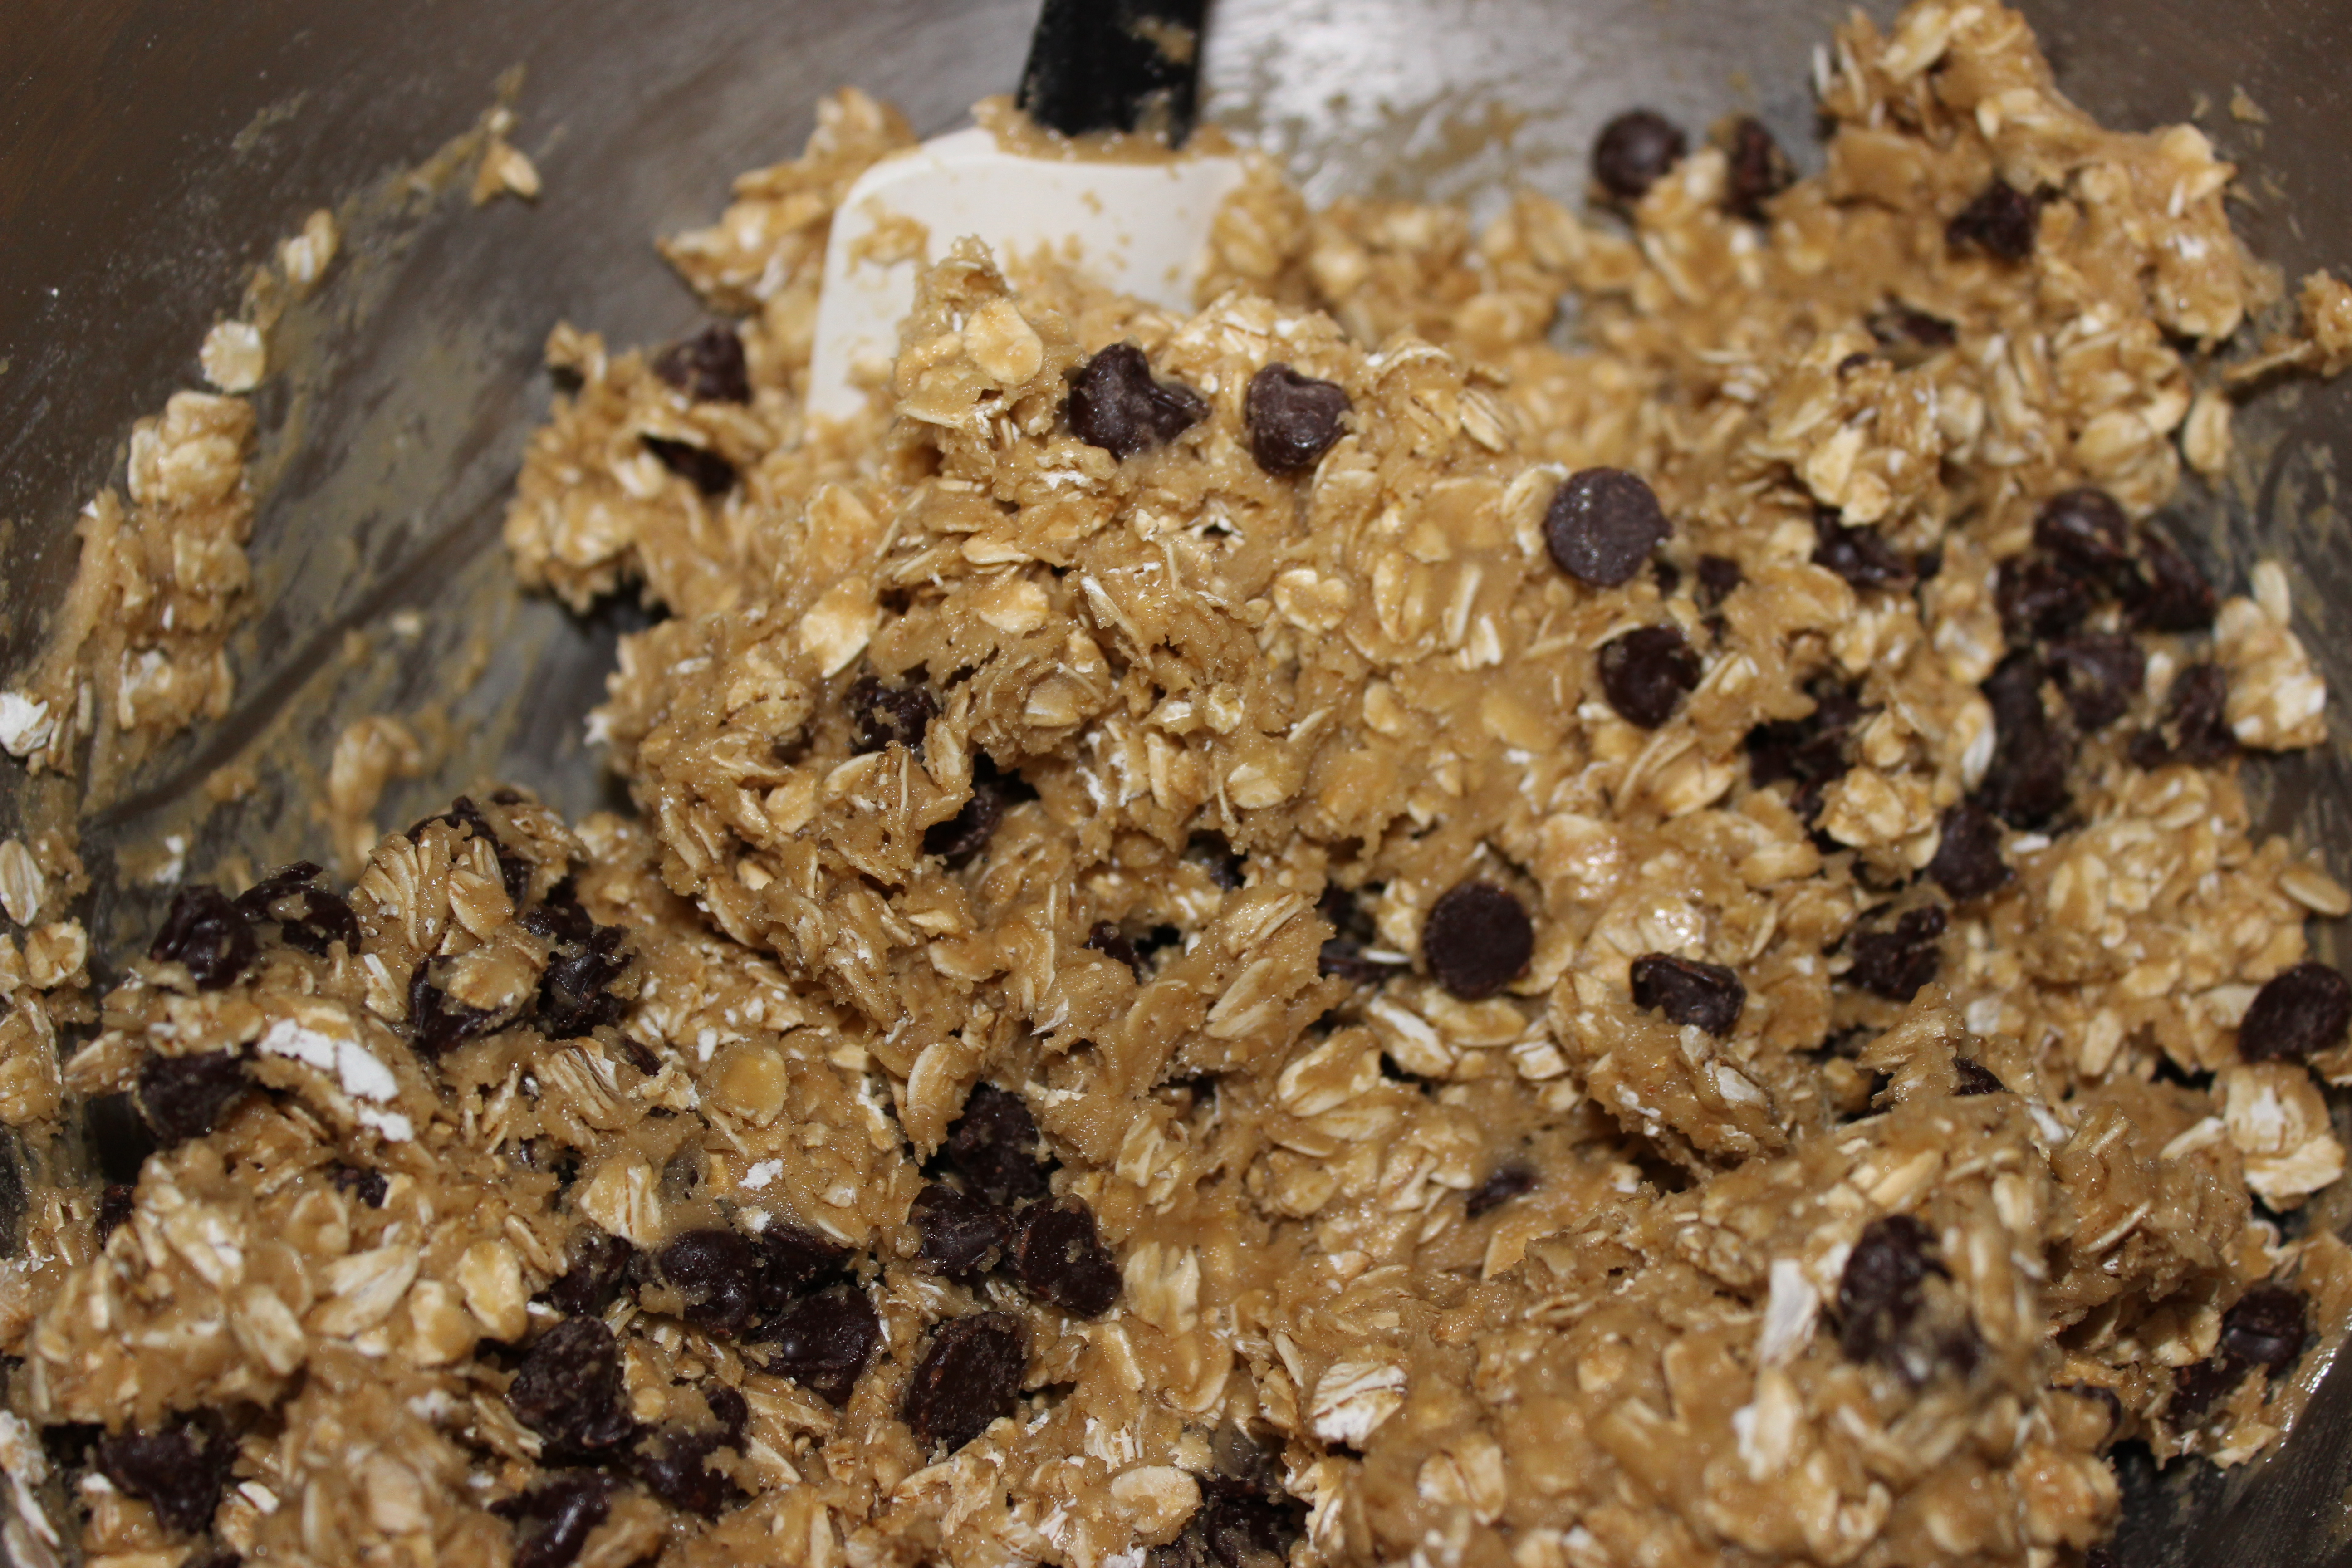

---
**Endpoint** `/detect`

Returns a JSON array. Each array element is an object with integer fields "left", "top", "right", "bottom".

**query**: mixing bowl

[{"left": 3, "top": 1, "right": 2348, "bottom": 1562}]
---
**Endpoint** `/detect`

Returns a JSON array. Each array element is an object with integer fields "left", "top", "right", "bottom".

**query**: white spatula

[{"left": 806, "top": 0, "right": 1244, "bottom": 424}]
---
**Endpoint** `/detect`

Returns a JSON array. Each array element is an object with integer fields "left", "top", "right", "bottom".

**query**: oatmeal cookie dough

[{"left": 16, "top": 5, "right": 2352, "bottom": 1568}]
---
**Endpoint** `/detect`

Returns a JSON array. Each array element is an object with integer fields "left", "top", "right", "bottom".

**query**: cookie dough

[{"left": 14, "top": 6, "right": 2352, "bottom": 1568}]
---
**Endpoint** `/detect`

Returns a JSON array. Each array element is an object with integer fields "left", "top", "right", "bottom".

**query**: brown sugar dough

[{"left": 18, "top": 5, "right": 2352, "bottom": 1568}]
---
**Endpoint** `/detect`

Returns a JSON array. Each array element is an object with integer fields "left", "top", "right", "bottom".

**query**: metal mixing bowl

[{"left": 3, "top": 2, "right": 2348, "bottom": 1562}]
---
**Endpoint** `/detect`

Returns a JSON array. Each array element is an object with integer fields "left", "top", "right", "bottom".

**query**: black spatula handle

[{"left": 1016, "top": 0, "right": 1211, "bottom": 146}]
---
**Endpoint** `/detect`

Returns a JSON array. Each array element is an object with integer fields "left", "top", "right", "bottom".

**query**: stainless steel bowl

[{"left": 3, "top": 2, "right": 2348, "bottom": 1562}]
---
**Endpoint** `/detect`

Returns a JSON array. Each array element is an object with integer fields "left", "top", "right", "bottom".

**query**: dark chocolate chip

[
  {"left": 1846, "top": 906, "right": 1948, "bottom": 1003},
  {"left": 1947, "top": 179, "right": 2040, "bottom": 263},
  {"left": 1545, "top": 468, "right": 1672, "bottom": 588},
  {"left": 1722, "top": 116, "right": 1794, "bottom": 222},
  {"left": 1157, "top": 1469, "right": 1308, "bottom": 1568},
  {"left": 408, "top": 962, "right": 504, "bottom": 1060},
  {"left": 903, "top": 1313, "right": 1028, "bottom": 1453},
  {"left": 653, "top": 324, "right": 752, "bottom": 405},
  {"left": 1995, "top": 557, "right": 2093, "bottom": 644},
  {"left": 235, "top": 862, "right": 362, "bottom": 958},
  {"left": 1316, "top": 884, "right": 1399, "bottom": 985},
  {"left": 445, "top": 796, "right": 535, "bottom": 906},
  {"left": 945, "top": 1084, "right": 1053, "bottom": 1206},
  {"left": 632, "top": 1426, "right": 740, "bottom": 1517},
  {"left": 2237, "top": 963, "right": 2352, "bottom": 1063},
  {"left": 1652, "top": 557, "right": 1683, "bottom": 598},
  {"left": 1813, "top": 515, "right": 1912, "bottom": 591},
  {"left": 1245, "top": 364, "right": 1351, "bottom": 475},
  {"left": 1187, "top": 831, "right": 1247, "bottom": 890},
  {"left": 546, "top": 1230, "right": 636, "bottom": 1318},
  {"left": 148, "top": 887, "right": 257, "bottom": 991},
  {"left": 2170, "top": 1354, "right": 2244, "bottom": 1420},
  {"left": 536, "top": 913, "right": 631, "bottom": 1042},
  {"left": 1866, "top": 304, "right": 1958, "bottom": 362},
  {"left": 2124, "top": 523, "right": 2216, "bottom": 633},
  {"left": 1746, "top": 677, "right": 1867, "bottom": 813},
  {"left": 1926, "top": 801, "right": 2010, "bottom": 902},
  {"left": 97, "top": 1183, "right": 136, "bottom": 1244},
  {"left": 1422, "top": 881, "right": 1534, "bottom": 1001},
  {"left": 847, "top": 676, "right": 938, "bottom": 755},
  {"left": 2034, "top": 489, "right": 2133, "bottom": 583},
  {"left": 1695, "top": 554, "right": 1743, "bottom": 612},
  {"left": 2047, "top": 633, "right": 2146, "bottom": 731},
  {"left": 753, "top": 1221, "right": 853, "bottom": 1310},
  {"left": 88, "top": 1093, "right": 158, "bottom": 1185},
  {"left": 501, "top": 1471, "right": 614, "bottom": 1568},
  {"left": 926, "top": 776, "right": 1006, "bottom": 867},
  {"left": 1086, "top": 921, "right": 1145, "bottom": 979},
  {"left": 2219, "top": 1283, "right": 2308, "bottom": 1372},
  {"left": 1012, "top": 1197, "right": 1121, "bottom": 1318},
  {"left": 642, "top": 435, "right": 738, "bottom": 496},
  {"left": 1953, "top": 1059, "right": 2004, "bottom": 1096},
  {"left": 95, "top": 1411, "right": 239, "bottom": 1536},
  {"left": 1596, "top": 625, "right": 1702, "bottom": 729},
  {"left": 1629, "top": 953, "right": 1744, "bottom": 1036},
  {"left": 1978, "top": 654, "right": 2072, "bottom": 830},
  {"left": 1836, "top": 1215, "right": 1940, "bottom": 1367},
  {"left": 658, "top": 1228, "right": 761, "bottom": 1337},
  {"left": 329, "top": 1163, "right": 389, "bottom": 1209},
  {"left": 135, "top": 1052, "right": 253, "bottom": 1145},
  {"left": 911, "top": 1182, "right": 1014, "bottom": 1277},
  {"left": 766, "top": 1279, "right": 884, "bottom": 1401},
  {"left": 1069, "top": 343, "right": 1209, "bottom": 460},
  {"left": 508, "top": 1317, "right": 637, "bottom": 1458},
  {"left": 1592, "top": 109, "right": 1687, "bottom": 202},
  {"left": 2129, "top": 662, "right": 2233, "bottom": 769},
  {"left": 1465, "top": 1163, "right": 1536, "bottom": 1218}
]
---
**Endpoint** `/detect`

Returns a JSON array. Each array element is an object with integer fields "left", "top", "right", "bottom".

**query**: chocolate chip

[
  {"left": 2237, "top": 962, "right": 2352, "bottom": 1063},
  {"left": 444, "top": 797, "right": 535, "bottom": 905},
  {"left": 1592, "top": 109, "right": 1686, "bottom": 202},
  {"left": 1157, "top": 1469, "right": 1308, "bottom": 1568},
  {"left": 500, "top": 1471, "right": 614, "bottom": 1568},
  {"left": 509, "top": 1318, "right": 636, "bottom": 1458},
  {"left": 1695, "top": 554, "right": 1743, "bottom": 612},
  {"left": 1947, "top": 179, "right": 2040, "bottom": 263},
  {"left": 1012, "top": 1197, "right": 1121, "bottom": 1318},
  {"left": 1465, "top": 1163, "right": 1535, "bottom": 1218},
  {"left": 945, "top": 1084, "right": 1053, "bottom": 1206},
  {"left": 1317, "top": 883, "right": 1400, "bottom": 985},
  {"left": 97, "top": 1183, "right": 135, "bottom": 1244},
  {"left": 2169, "top": 1354, "right": 2244, "bottom": 1420},
  {"left": 2034, "top": 489, "right": 2133, "bottom": 583},
  {"left": 1629, "top": 954, "right": 1744, "bottom": 1036},
  {"left": 1995, "top": 557, "right": 2092, "bottom": 645},
  {"left": 1746, "top": 677, "right": 1867, "bottom": 817},
  {"left": 1926, "top": 801, "right": 2010, "bottom": 902},
  {"left": 1722, "top": 116, "right": 1794, "bottom": 221},
  {"left": 1187, "top": 831, "right": 1247, "bottom": 890},
  {"left": 547, "top": 1230, "right": 636, "bottom": 1318},
  {"left": 1545, "top": 468, "right": 1671, "bottom": 588},
  {"left": 408, "top": 961, "right": 504, "bottom": 1060},
  {"left": 847, "top": 676, "right": 937, "bottom": 755},
  {"left": 1086, "top": 921, "right": 1145, "bottom": 979},
  {"left": 87, "top": 1092, "right": 158, "bottom": 1185},
  {"left": 1068, "top": 343, "right": 1209, "bottom": 460},
  {"left": 1846, "top": 906, "right": 1947, "bottom": 1002},
  {"left": 903, "top": 1313, "right": 1028, "bottom": 1453},
  {"left": 2220, "top": 1283, "right": 2308, "bottom": 1372},
  {"left": 95, "top": 1411, "right": 239, "bottom": 1535},
  {"left": 2129, "top": 662, "right": 2233, "bottom": 769},
  {"left": 1836, "top": 1215, "right": 1940, "bottom": 1367},
  {"left": 536, "top": 908, "right": 631, "bottom": 1041},
  {"left": 329, "top": 1163, "right": 389, "bottom": 1209},
  {"left": 1422, "top": 881, "right": 1534, "bottom": 1001},
  {"left": 1245, "top": 364, "right": 1351, "bottom": 475},
  {"left": 1813, "top": 514, "right": 1912, "bottom": 591},
  {"left": 1953, "top": 1059, "right": 2004, "bottom": 1096},
  {"left": 658, "top": 1228, "right": 761, "bottom": 1337},
  {"left": 632, "top": 1426, "right": 740, "bottom": 1517},
  {"left": 1866, "top": 304, "right": 1958, "bottom": 360},
  {"left": 148, "top": 887, "right": 257, "bottom": 991},
  {"left": 135, "top": 1052, "right": 253, "bottom": 1145},
  {"left": 753, "top": 1221, "right": 852, "bottom": 1309},
  {"left": 911, "top": 1183, "right": 1013, "bottom": 1277},
  {"left": 1596, "top": 625, "right": 1702, "bottom": 729},
  {"left": 926, "top": 773, "right": 1006, "bottom": 866},
  {"left": 1978, "top": 654, "right": 2071, "bottom": 830},
  {"left": 642, "top": 435, "right": 738, "bottom": 496},
  {"left": 2124, "top": 523, "right": 2216, "bottom": 632},
  {"left": 235, "top": 862, "right": 361, "bottom": 958},
  {"left": 2047, "top": 634, "right": 2146, "bottom": 731},
  {"left": 652, "top": 324, "right": 752, "bottom": 405}
]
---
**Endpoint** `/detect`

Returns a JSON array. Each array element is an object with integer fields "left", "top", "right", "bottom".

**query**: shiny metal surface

[{"left": 3, "top": 1, "right": 2349, "bottom": 1562}]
